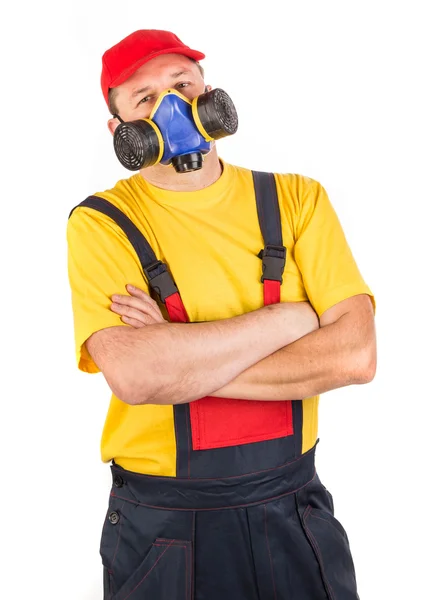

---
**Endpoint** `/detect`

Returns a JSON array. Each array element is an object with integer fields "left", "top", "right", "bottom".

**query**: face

[{"left": 108, "top": 53, "right": 207, "bottom": 133}]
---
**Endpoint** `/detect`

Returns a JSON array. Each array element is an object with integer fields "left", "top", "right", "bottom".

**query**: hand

[{"left": 111, "top": 285, "right": 167, "bottom": 328}]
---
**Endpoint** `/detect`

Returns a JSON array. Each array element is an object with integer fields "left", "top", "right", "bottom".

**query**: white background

[{"left": 1, "top": 1, "right": 423, "bottom": 598}]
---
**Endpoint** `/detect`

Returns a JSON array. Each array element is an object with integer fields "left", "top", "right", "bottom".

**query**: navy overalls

[{"left": 72, "top": 171, "right": 359, "bottom": 599}]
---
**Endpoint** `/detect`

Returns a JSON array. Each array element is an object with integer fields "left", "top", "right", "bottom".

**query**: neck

[{"left": 140, "top": 146, "right": 222, "bottom": 192}]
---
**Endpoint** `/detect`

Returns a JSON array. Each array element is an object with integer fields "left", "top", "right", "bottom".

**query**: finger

[
  {"left": 111, "top": 303, "right": 161, "bottom": 324},
  {"left": 111, "top": 294, "right": 162, "bottom": 322},
  {"left": 112, "top": 288, "right": 161, "bottom": 316},
  {"left": 117, "top": 302, "right": 163, "bottom": 323},
  {"left": 126, "top": 285, "right": 164, "bottom": 316},
  {"left": 121, "top": 315, "right": 146, "bottom": 328}
]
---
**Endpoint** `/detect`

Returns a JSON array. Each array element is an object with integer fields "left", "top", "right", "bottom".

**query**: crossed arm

[
  {"left": 212, "top": 293, "right": 376, "bottom": 400},
  {"left": 86, "top": 286, "right": 376, "bottom": 406}
]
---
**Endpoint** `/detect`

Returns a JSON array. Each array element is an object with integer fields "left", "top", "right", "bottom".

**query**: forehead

[{"left": 122, "top": 54, "right": 197, "bottom": 90}]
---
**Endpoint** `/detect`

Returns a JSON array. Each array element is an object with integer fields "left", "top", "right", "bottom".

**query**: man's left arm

[{"left": 210, "top": 293, "right": 376, "bottom": 401}]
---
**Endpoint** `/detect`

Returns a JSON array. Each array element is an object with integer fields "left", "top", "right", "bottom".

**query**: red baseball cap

[{"left": 101, "top": 29, "right": 205, "bottom": 105}]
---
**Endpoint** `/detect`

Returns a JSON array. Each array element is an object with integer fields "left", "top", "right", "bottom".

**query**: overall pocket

[
  {"left": 189, "top": 396, "right": 294, "bottom": 450},
  {"left": 301, "top": 505, "right": 358, "bottom": 600},
  {"left": 100, "top": 496, "right": 193, "bottom": 600},
  {"left": 112, "top": 538, "right": 192, "bottom": 600}
]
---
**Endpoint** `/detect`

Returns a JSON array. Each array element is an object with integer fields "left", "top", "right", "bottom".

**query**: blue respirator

[{"left": 113, "top": 88, "right": 238, "bottom": 173}]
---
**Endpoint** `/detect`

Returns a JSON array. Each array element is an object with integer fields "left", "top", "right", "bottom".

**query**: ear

[
  {"left": 107, "top": 117, "right": 120, "bottom": 136},
  {"left": 205, "top": 84, "right": 212, "bottom": 92}
]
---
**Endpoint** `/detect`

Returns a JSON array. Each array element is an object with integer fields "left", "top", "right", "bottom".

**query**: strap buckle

[
  {"left": 144, "top": 261, "right": 178, "bottom": 303},
  {"left": 258, "top": 244, "right": 287, "bottom": 283}
]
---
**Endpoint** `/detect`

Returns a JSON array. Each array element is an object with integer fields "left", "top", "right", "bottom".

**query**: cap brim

[{"left": 109, "top": 47, "right": 206, "bottom": 89}]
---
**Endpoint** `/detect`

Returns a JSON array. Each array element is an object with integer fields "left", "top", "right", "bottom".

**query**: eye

[
  {"left": 176, "top": 82, "right": 190, "bottom": 89},
  {"left": 137, "top": 95, "right": 154, "bottom": 107}
]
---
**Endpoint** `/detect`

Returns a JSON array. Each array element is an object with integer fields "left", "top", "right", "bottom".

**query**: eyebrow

[{"left": 131, "top": 70, "right": 192, "bottom": 98}]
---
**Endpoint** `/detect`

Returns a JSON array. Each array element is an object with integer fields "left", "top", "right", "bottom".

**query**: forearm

[
  {"left": 92, "top": 302, "right": 313, "bottom": 405},
  {"left": 212, "top": 305, "right": 376, "bottom": 400}
]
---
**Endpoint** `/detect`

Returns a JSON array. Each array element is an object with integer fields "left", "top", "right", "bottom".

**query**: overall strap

[
  {"left": 251, "top": 171, "right": 287, "bottom": 305},
  {"left": 69, "top": 196, "right": 189, "bottom": 322}
]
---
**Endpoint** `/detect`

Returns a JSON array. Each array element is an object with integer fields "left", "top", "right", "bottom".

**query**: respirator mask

[{"left": 113, "top": 87, "right": 238, "bottom": 173}]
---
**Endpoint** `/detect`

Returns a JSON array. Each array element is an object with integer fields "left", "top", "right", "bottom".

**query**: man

[{"left": 67, "top": 28, "right": 376, "bottom": 600}]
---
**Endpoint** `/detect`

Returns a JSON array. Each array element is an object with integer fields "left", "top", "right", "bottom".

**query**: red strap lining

[
  {"left": 263, "top": 279, "right": 281, "bottom": 306},
  {"left": 165, "top": 292, "right": 189, "bottom": 323}
]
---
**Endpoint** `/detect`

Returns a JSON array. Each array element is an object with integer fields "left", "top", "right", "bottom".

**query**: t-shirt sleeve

[
  {"left": 67, "top": 206, "right": 150, "bottom": 374},
  {"left": 294, "top": 177, "right": 375, "bottom": 317}
]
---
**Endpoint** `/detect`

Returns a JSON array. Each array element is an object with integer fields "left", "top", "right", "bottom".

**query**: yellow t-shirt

[{"left": 67, "top": 160, "right": 374, "bottom": 476}]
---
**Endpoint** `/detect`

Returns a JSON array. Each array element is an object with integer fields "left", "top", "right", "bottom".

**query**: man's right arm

[{"left": 86, "top": 302, "right": 318, "bottom": 406}]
